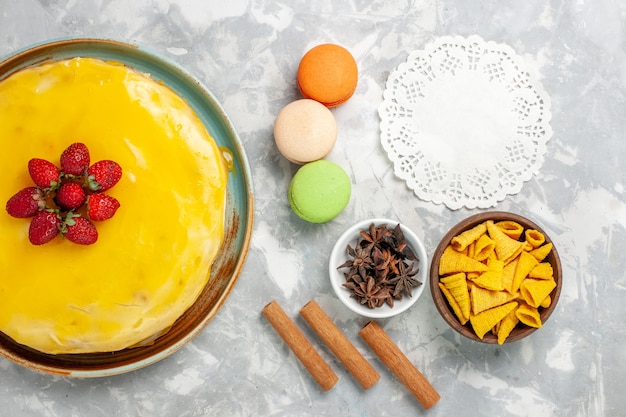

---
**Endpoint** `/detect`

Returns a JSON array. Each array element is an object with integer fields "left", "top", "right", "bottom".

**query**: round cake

[{"left": 0, "top": 57, "right": 228, "bottom": 354}]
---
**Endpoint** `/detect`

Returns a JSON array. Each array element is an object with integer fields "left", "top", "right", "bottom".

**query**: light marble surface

[{"left": 1, "top": 1, "right": 625, "bottom": 416}]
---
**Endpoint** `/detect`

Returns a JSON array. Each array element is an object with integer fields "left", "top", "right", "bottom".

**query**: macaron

[
  {"left": 274, "top": 99, "right": 337, "bottom": 165},
  {"left": 288, "top": 160, "right": 351, "bottom": 223},
  {"left": 297, "top": 44, "right": 358, "bottom": 107}
]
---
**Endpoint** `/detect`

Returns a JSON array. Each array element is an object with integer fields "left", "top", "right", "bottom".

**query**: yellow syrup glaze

[{"left": 0, "top": 57, "right": 228, "bottom": 354}]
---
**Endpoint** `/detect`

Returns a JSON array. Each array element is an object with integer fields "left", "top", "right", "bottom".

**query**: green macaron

[{"left": 288, "top": 160, "right": 351, "bottom": 223}]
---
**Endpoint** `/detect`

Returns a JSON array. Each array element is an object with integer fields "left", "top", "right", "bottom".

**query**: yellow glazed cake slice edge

[{"left": 0, "top": 57, "right": 228, "bottom": 354}]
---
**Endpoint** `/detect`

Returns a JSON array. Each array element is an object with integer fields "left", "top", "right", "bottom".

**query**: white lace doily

[{"left": 379, "top": 35, "right": 552, "bottom": 210}]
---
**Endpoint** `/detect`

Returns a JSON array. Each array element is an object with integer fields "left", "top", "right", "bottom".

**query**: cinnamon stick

[
  {"left": 300, "top": 300, "right": 380, "bottom": 390},
  {"left": 262, "top": 300, "right": 338, "bottom": 391},
  {"left": 359, "top": 320, "right": 440, "bottom": 409}
]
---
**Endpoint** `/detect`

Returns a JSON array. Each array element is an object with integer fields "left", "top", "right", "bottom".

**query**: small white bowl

[{"left": 329, "top": 218, "right": 427, "bottom": 318}]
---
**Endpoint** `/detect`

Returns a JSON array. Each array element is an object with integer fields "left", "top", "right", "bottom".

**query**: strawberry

[
  {"left": 28, "top": 210, "right": 61, "bottom": 245},
  {"left": 60, "top": 142, "right": 90, "bottom": 176},
  {"left": 63, "top": 215, "right": 98, "bottom": 245},
  {"left": 6, "top": 187, "right": 46, "bottom": 218},
  {"left": 28, "top": 158, "right": 60, "bottom": 190},
  {"left": 55, "top": 182, "right": 87, "bottom": 211},
  {"left": 86, "top": 160, "right": 122, "bottom": 192},
  {"left": 87, "top": 193, "right": 120, "bottom": 221}
]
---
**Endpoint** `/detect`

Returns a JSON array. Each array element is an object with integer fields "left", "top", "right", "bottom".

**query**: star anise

[
  {"left": 353, "top": 276, "right": 383, "bottom": 309},
  {"left": 359, "top": 223, "right": 388, "bottom": 248},
  {"left": 337, "top": 222, "right": 422, "bottom": 310},
  {"left": 389, "top": 224, "right": 417, "bottom": 261},
  {"left": 372, "top": 285, "right": 395, "bottom": 308},
  {"left": 372, "top": 245, "right": 400, "bottom": 280},
  {"left": 388, "top": 260, "right": 422, "bottom": 297},
  {"left": 342, "top": 265, "right": 368, "bottom": 289},
  {"left": 337, "top": 240, "right": 373, "bottom": 279}
]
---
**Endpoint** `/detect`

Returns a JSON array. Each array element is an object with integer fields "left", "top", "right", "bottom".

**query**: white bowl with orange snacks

[
  {"left": 429, "top": 212, "right": 562, "bottom": 344},
  {"left": 330, "top": 218, "right": 427, "bottom": 319}
]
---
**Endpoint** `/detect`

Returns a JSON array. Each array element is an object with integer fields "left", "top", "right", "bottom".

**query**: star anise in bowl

[{"left": 329, "top": 219, "right": 427, "bottom": 318}]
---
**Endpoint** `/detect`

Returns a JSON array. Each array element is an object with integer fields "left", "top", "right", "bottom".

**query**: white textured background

[{"left": 0, "top": 1, "right": 624, "bottom": 416}]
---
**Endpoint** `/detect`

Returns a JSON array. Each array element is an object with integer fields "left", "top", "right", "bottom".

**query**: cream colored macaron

[{"left": 274, "top": 99, "right": 337, "bottom": 164}]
